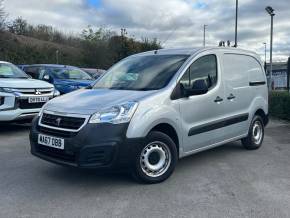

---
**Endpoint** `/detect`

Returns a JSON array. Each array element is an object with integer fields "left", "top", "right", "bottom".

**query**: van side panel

[
  {"left": 221, "top": 53, "right": 266, "bottom": 140},
  {"left": 247, "top": 56, "right": 269, "bottom": 120}
]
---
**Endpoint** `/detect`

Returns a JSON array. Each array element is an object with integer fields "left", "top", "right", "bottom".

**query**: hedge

[{"left": 269, "top": 91, "right": 290, "bottom": 121}]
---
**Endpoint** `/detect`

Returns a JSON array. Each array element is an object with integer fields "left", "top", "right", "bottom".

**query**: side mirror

[
  {"left": 43, "top": 74, "right": 53, "bottom": 83},
  {"left": 184, "top": 79, "right": 208, "bottom": 97}
]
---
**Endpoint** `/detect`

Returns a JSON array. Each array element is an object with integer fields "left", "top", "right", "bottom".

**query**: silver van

[{"left": 30, "top": 47, "right": 268, "bottom": 183}]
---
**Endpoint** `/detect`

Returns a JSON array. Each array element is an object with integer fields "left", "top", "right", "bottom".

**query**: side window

[
  {"left": 180, "top": 55, "right": 218, "bottom": 90},
  {"left": 38, "top": 68, "right": 47, "bottom": 79},
  {"left": 23, "top": 67, "right": 39, "bottom": 79},
  {"left": 23, "top": 67, "right": 46, "bottom": 79},
  {"left": 189, "top": 55, "right": 217, "bottom": 90},
  {"left": 180, "top": 68, "right": 190, "bottom": 89}
]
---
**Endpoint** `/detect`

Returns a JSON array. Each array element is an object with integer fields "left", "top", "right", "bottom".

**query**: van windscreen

[{"left": 93, "top": 55, "right": 189, "bottom": 91}]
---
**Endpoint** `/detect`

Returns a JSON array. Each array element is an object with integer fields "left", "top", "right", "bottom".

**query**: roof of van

[{"left": 138, "top": 47, "right": 258, "bottom": 56}]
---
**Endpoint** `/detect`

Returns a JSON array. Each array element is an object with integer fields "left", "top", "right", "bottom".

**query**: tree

[
  {"left": 2, "top": 16, "right": 162, "bottom": 68},
  {"left": 8, "top": 17, "right": 29, "bottom": 35}
]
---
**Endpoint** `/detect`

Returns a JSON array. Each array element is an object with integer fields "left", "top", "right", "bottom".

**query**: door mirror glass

[
  {"left": 184, "top": 79, "right": 208, "bottom": 97},
  {"left": 43, "top": 74, "right": 52, "bottom": 82}
]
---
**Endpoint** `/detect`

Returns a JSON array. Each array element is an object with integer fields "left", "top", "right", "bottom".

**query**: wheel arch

[
  {"left": 254, "top": 108, "right": 269, "bottom": 126},
  {"left": 248, "top": 95, "right": 269, "bottom": 126},
  {"left": 149, "top": 123, "right": 180, "bottom": 155}
]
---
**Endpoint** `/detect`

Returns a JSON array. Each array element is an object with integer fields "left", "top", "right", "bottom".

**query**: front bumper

[
  {"left": 0, "top": 91, "right": 53, "bottom": 122},
  {"left": 0, "top": 108, "right": 39, "bottom": 122},
  {"left": 30, "top": 117, "right": 142, "bottom": 170}
]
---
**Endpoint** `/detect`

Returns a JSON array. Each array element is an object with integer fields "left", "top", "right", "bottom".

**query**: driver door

[{"left": 176, "top": 53, "right": 227, "bottom": 153}]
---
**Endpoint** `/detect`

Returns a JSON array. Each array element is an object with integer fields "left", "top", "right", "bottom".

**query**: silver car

[
  {"left": 30, "top": 47, "right": 268, "bottom": 183},
  {"left": 0, "top": 61, "right": 58, "bottom": 122}
]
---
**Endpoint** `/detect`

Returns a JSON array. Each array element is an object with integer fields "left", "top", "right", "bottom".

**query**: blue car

[
  {"left": 17, "top": 64, "right": 29, "bottom": 70},
  {"left": 23, "top": 65, "right": 94, "bottom": 94}
]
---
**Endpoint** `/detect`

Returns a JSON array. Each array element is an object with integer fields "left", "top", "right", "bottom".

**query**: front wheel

[
  {"left": 241, "top": 115, "right": 265, "bottom": 150},
  {"left": 132, "top": 131, "right": 178, "bottom": 184}
]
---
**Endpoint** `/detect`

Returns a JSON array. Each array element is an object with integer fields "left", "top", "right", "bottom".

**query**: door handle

[
  {"left": 227, "top": 94, "right": 236, "bottom": 100},
  {"left": 214, "top": 96, "right": 223, "bottom": 103}
]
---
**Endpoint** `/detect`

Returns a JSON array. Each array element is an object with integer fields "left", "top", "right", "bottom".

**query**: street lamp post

[
  {"left": 56, "top": 50, "right": 59, "bottom": 64},
  {"left": 263, "top": 42, "right": 267, "bottom": 72},
  {"left": 234, "top": 0, "right": 238, "bottom": 47},
  {"left": 263, "top": 42, "right": 267, "bottom": 63},
  {"left": 265, "top": 6, "right": 275, "bottom": 90},
  {"left": 203, "top": 24, "right": 208, "bottom": 47}
]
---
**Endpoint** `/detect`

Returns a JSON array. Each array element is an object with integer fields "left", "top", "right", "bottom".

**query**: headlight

[
  {"left": 53, "top": 89, "right": 60, "bottom": 97},
  {"left": 38, "top": 107, "right": 44, "bottom": 116},
  {"left": 89, "top": 101, "right": 138, "bottom": 124},
  {"left": 0, "top": 87, "right": 14, "bottom": 93},
  {"left": 38, "top": 102, "right": 48, "bottom": 116}
]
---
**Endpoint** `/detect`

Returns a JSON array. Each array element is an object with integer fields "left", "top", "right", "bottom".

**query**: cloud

[{"left": 3, "top": 0, "right": 290, "bottom": 61}]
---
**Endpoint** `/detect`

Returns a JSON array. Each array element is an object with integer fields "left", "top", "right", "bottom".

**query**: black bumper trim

[{"left": 30, "top": 117, "right": 143, "bottom": 170}]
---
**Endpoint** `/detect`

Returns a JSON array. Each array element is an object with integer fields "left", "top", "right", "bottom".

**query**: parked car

[
  {"left": 23, "top": 65, "right": 94, "bottom": 94},
  {"left": 82, "top": 68, "right": 106, "bottom": 79},
  {"left": 0, "top": 61, "right": 59, "bottom": 122},
  {"left": 30, "top": 48, "right": 268, "bottom": 183},
  {"left": 17, "top": 64, "right": 29, "bottom": 71}
]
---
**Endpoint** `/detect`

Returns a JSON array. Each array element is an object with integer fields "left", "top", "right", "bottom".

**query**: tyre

[
  {"left": 132, "top": 131, "right": 178, "bottom": 184},
  {"left": 241, "top": 115, "right": 264, "bottom": 150}
]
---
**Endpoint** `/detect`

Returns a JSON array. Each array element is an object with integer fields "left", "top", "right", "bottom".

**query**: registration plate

[
  {"left": 38, "top": 134, "right": 64, "bottom": 150},
  {"left": 28, "top": 97, "right": 49, "bottom": 103}
]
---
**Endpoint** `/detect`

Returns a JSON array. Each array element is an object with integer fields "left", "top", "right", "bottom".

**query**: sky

[{"left": 3, "top": 0, "right": 290, "bottom": 62}]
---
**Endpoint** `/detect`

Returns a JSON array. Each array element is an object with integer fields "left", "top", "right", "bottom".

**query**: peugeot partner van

[
  {"left": 30, "top": 48, "right": 268, "bottom": 183},
  {"left": 0, "top": 61, "right": 59, "bottom": 122}
]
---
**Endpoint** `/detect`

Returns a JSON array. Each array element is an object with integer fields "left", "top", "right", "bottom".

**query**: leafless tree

[{"left": 0, "top": 0, "right": 6, "bottom": 30}]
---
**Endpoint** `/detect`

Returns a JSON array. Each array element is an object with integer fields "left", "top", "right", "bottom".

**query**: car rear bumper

[{"left": 30, "top": 117, "right": 142, "bottom": 170}]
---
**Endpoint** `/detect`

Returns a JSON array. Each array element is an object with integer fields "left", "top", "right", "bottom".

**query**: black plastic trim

[
  {"left": 30, "top": 116, "right": 144, "bottom": 170},
  {"left": 188, "top": 113, "right": 249, "bottom": 136},
  {"left": 0, "top": 96, "right": 4, "bottom": 106},
  {"left": 249, "top": 81, "right": 266, "bottom": 86}
]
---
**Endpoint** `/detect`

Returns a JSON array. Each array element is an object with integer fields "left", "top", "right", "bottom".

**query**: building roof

[{"left": 266, "top": 62, "right": 288, "bottom": 71}]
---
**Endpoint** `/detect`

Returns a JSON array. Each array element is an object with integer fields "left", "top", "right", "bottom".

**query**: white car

[{"left": 0, "top": 61, "right": 59, "bottom": 122}]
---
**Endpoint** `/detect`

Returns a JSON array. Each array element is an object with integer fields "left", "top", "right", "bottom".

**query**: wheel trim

[
  {"left": 252, "top": 121, "right": 263, "bottom": 145},
  {"left": 140, "top": 141, "right": 171, "bottom": 178}
]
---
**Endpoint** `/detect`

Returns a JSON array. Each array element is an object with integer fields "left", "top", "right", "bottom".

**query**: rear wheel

[
  {"left": 241, "top": 115, "right": 264, "bottom": 150},
  {"left": 132, "top": 131, "right": 178, "bottom": 184}
]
